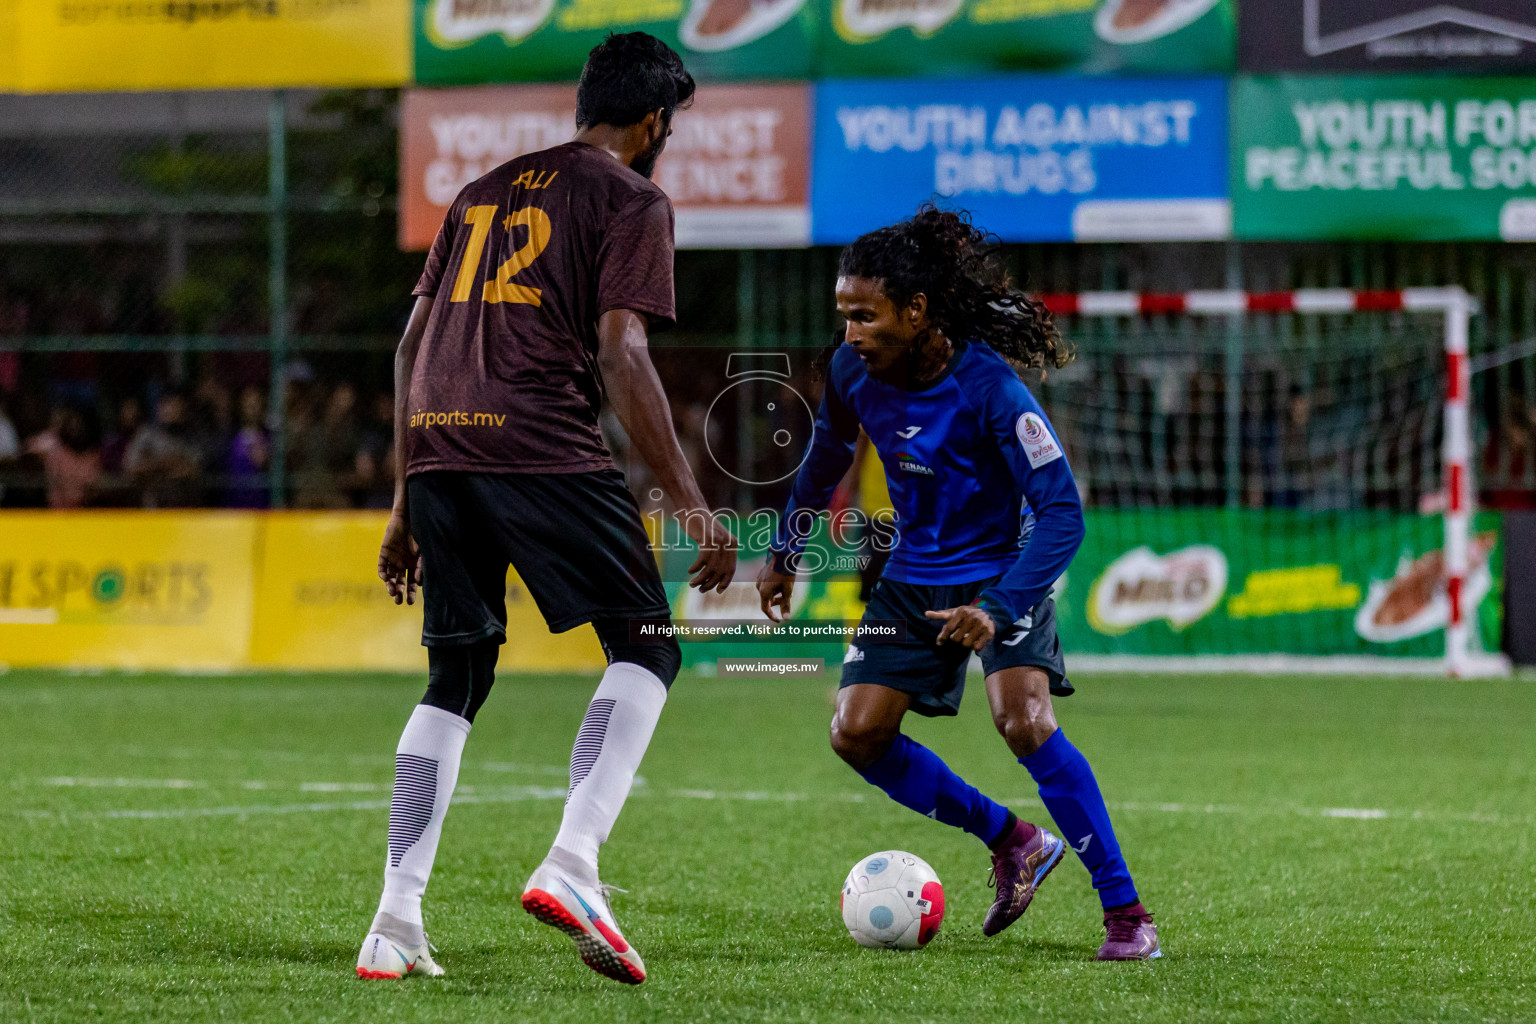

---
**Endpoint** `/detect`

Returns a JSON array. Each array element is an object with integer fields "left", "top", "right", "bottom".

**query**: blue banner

[{"left": 812, "top": 76, "right": 1231, "bottom": 244}]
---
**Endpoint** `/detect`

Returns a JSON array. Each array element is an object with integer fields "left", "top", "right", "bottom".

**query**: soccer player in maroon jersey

[{"left": 357, "top": 34, "right": 736, "bottom": 986}]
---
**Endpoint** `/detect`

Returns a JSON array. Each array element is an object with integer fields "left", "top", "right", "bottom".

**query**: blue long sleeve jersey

[{"left": 771, "top": 339, "right": 1085, "bottom": 626}]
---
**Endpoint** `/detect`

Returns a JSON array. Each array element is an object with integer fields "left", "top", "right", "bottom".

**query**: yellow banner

[
  {"left": 0, "top": 512, "right": 605, "bottom": 672},
  {"left": 0, "top": 512, "right": 257, "bottom": 669},
  {"left": 0, "top": 511, "right": 606, "bottom": 671},
  {"left": 0, "top": 1, "right": 18, "bottom": 92},
  {"left": 249, "top": 513, "right": 605, "bottom": 672},
  {"left": 11, "top": 1, "right": 409, "bottom": 93}
]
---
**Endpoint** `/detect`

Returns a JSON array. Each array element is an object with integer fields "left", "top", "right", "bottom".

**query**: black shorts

[
  {"left": 838, "top": 575, "right": 1072, "bottom": 718},
  {"left": 407, "top": 470, "right": 670, "bottom": 646}
]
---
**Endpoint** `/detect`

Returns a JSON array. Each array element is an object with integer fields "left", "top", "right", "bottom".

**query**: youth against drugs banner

[{"left": 812, "top": 75, "right": 1230, "bottom": 244}]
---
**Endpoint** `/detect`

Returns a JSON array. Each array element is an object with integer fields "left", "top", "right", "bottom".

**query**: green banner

[
  {"left": 413, "top": 0, "right": 1234, "bottom": 85},
  {"left": 1234, "top": 76, "right": 1536, "bottom": 240},
  {"left": 822, "top": 0, "right": 1233, "bottom": 78},
  {"left": 414, "top": 0, "right": 818, "bottom": 84},
  {"left": 1057, "top": 510, "right": 1502, "bottom": 658},
  {"left": 663, "top": 510, "right": 1502, "bottom": 666}
]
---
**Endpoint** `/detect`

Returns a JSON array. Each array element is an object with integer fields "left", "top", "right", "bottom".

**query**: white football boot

[
  {"left": 522, "top": 856, "right": 646, "bottom": 984},
  {"left": 355, "top": 911, "right": 444, "bottom": 979}
]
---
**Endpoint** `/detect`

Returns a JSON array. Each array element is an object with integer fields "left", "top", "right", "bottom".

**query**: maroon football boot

[
  {"left": 1097, "top": 902, "right": 1161, "bottom": 960},
  {"left": 982, "top": 818, "right": 1066, "bottom": 937}
]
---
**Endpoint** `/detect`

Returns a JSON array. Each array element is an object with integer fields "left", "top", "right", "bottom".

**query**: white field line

[
  {"left": 16, "top": 785, "right": 572, "bottom": 821},
  {"left": 27, "top": 765, "right": 627, "bottom": 794},
  {"left": 11, "top": 784, "right": 1529, "bottom": 827},
  {"left": 40, "top": 777, "right": 200, "bottom": 789}
]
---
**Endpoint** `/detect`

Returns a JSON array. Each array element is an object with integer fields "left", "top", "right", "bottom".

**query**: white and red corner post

[{"left": 1440, "top": 290, "right": 1475, "bottom": 677}]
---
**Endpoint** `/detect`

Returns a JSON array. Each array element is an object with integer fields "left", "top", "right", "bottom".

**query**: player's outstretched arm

[
  {"left": 760, "top": 349, "right": 861, "bottom": 621},
  {"left": 378, "top": 295, "right": 433, "bottom": 606},
  {"left": 597, "top": 308, "right": 737, "bottom": 593}
]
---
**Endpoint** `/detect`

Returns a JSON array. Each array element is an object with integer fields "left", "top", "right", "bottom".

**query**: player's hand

[
  {"left": 757, "top": 562, "right": 795, "bottom": 623},
  {"left": 925, "top": 605, "right": 995, "bottom": 651},
  {"left": 684, "top": 513, "right": 737, "bottom": 594},
  {"left": 378, "top": 511, "right": 421, "bottom": 606}
]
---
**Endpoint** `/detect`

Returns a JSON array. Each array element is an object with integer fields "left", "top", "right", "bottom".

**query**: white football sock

[
  {"left": 376, "top": 704, "right": 470, "bottom": 926},
  {"left": 548, "top": 663, "right": 668, "bottom": 882}
]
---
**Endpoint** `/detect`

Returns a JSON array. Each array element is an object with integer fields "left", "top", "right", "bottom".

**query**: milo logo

[
  {"left": 836, "top": 0, "right": 964, "bottom": 40},
  {"left": 1087, "top": 545, "right": 1227, "bottom": 635},
  {"left": 427, "top": 0, "right": 557, "bottom": 45}
]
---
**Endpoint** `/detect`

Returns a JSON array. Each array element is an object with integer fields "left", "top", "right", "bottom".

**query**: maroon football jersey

[{"left": 407, "top": 141, "right": 676, "bottom": 475}]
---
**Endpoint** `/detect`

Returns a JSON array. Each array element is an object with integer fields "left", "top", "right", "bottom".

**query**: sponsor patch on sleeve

[{"left": 1016, "top": 412, "right": 1062, "bottom": 469}]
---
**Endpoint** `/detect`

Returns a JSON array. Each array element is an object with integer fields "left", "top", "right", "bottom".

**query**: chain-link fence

[{"left": 2, "top": 89, "right": 1533, "bottom": 513}]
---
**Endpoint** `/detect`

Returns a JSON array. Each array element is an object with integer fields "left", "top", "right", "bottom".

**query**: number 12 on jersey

[{"left": 449, "top": 204, "right": 552, "bottom": 307}]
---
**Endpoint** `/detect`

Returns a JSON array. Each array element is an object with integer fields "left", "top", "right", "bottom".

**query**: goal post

[{"left": 1031, "top": 287, "right": 1506, "bottom": 678}]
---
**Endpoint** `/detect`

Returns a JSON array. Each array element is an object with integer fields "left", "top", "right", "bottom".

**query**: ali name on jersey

[{"left": 1016, "top": 412, "right": 1062, "bottom": 469}]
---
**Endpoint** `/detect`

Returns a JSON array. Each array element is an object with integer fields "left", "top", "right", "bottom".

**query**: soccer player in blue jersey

[{"left": 758, "top": 207, "right": 1158, "bottom": 960}]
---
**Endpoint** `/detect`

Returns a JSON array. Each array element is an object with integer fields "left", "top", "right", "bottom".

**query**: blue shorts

[{"left": 839, "top": 575, "right": 1072, "bottom": 718}]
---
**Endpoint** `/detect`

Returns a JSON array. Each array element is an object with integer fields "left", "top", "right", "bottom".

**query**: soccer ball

[{"left": 841, "top": 850, "right": 945, "bottom": 950}]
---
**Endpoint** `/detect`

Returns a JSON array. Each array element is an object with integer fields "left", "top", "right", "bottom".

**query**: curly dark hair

[{"left": 819, "top": 205, "right": 1071, "bottom": 379}]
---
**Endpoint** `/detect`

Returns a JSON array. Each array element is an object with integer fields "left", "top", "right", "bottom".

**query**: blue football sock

[
  {"left": 1022, "top": 729, "right": 1139, "bottom": 909},
  {"left": 858, "top": 734, "right": 1011, "bottom": 846}
]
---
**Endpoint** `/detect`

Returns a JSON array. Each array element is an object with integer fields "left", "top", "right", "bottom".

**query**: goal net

[{"left": 1032, "top": 289, "right": 1504, "bottom": 677}]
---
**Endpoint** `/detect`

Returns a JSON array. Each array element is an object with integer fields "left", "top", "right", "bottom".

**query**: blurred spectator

[
  {"left": 226, "top": 386, "right": 271, "bottom": 509},
  {"left": 93, "top": 395, "right": 148, "bottom": 507},
  {"left": 124, "top": 391, "right": 202, "bottom": 508},
  {"left": 192, "top": 373, "right": 236, "bottom": 488},
  {"left": 100, "top": 395, "right": 144, "bottom": 476},
  {"left": 291, "top": 381, "right": 361, "bottom": 509},
  {"left": 0, "top": 288, "right": 26, "bottom": 396},
  {"left": 1483, "top": 384, "right": 1535, "bottom": 509},
  {"left": 357, "top": 390, "right": 396, "bottom": 509},
  {"left": 0, "top": 395, "right": 19, "bottom": 504},
  {"left": 1272, "top": 385, "right": 1312, "bottom": 509},
  {"left": 24, "top": 404, "right": 102, "bottom": 509}
]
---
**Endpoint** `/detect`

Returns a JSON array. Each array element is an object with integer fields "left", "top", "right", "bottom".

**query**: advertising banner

[
  {"left": 0, "top": 510, "right": 1500, "bottom": 670},
  {"left": 249, "top": 513, "right": 606, "bottom": 672},
  {"left": 401, "top": 82, "right": 811, "bottom": 250},
  {"left": 812, "top": 76, "right": 1230, "bottom": 244},
  {"left": 1234, "top": 76, "right": 1536, "bottom": 240},
  {"left": 823, "top": 0, "right": 1234, "bottom": 77},
  {"left": 658, "top": 507, "right": 1500, "bottom": 665},
  {"left": 0, "top": 512, "right": 604, "bottom": 672},
  {"left": 414, "top": 0, "right": 817, "bottom": 85},
  {"left": 0, "top": 1, "right": 17, "bottom": 92},
  {"left": 1240, "top": 1, "right": 1536, "bottom": 73},
  {"left": 0, "top": 513, "right": 257, "bottom": 669},
  {"left": 1052, "top": 510, "right": 1503, "bottom": 658},
  {"left": 414, "top": 0, "right": 1233, "bottom": 85},
  {"left": 9, "top": 0, "right": 410, "bottom": 93}
]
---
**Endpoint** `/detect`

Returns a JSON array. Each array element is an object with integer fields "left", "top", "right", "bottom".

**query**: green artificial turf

[{"left": 0, "top": 669, "right": 1531, "bottom": 1023}]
